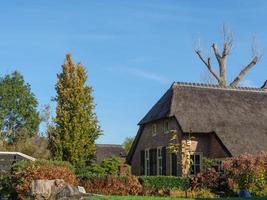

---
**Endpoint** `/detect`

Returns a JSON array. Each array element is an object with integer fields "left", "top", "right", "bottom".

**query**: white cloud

[
  {"left": 127, "top": 68, "right": 170, "bottom": 84},
  {"left": 239, "top": 79, "right": 256, "bottom": 87},
  {"left": 105, "top": 66, "right": 170, "bottom": 84}
]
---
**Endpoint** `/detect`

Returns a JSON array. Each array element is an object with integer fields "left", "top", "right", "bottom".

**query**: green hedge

[{"left": 138, "top": 176, "right": 190, "bottom": 191}]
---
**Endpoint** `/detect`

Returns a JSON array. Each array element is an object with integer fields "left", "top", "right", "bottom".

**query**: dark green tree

[
  {"left": 0, "top": 71, "right": 40, "bottom": 143},
  {"left": 49, "top": 54, "right": 101, "bottom": 167}
]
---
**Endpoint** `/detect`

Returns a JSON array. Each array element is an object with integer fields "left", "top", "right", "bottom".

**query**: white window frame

[
  {"left": 152, "top": 123, "right": 157, "bottom": 136},
  {"left": 189, "top": 152, "right": 203, "bottom": 175},
  {"left": 145, "top": 149, "right": 150, "bottom": 175},
  {"left": 157, "top": 146, "right": 163, "bottom": 175},
  {"left": 164, "top": 120, "right": 170, "bottom": 133}
]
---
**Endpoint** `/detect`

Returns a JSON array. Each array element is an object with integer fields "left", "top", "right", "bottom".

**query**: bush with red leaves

[
  {"left": 11, "top": 159, "right": 77, "bottom": 199},
  {"left": 80, "top": 176, "right": 142, "bottom": 195},
  {"left": 221, "top": 152, "right": 267, "bottom": 192},
  {"left": 191, "top": 168, "right": 232, "bottom": 195}
]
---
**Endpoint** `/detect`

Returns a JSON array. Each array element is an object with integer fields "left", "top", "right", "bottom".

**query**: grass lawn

[{"left": 88, "top": 196, "right": 267, "bottom": 200}]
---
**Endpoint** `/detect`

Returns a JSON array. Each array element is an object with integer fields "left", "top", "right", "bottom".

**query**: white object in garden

[{"left": 78, "top": 186, "right": 86, "bottom": 194}]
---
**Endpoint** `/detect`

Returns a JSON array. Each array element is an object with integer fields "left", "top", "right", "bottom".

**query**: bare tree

[{"left": 195, "top": 26, "right": 260, "bottom": 87}]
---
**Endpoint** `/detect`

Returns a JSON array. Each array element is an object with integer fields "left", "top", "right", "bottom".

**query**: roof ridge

[
  {"left": 173, "top": 81, "right": 266, "bottom": 92},
  {"left": 96, "top": 144, "right": 123, "bottom": 147}
]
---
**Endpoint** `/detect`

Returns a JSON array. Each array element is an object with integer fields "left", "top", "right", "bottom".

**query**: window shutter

[
  {"left": 149, "top": 149, "right": 157, "bottom": 176},
  {"left": 153, "top": 149, "right": 157, "bottom": 176},
  {"left": 149, "top": 149, "right": 153, "bottom": 175},
  {"left": 171, "top": 153, "right": 178, "bottom": 176},
  {"left": 140, "top": 150, "right": 145, "bottom": 175},
  {"left": 162, "top": 147, "right": 166, "bottom": 175}
]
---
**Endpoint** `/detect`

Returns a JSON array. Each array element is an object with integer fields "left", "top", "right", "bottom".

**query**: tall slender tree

[{"left": 49, "top": 54, "right": 101, "bottom": 166}]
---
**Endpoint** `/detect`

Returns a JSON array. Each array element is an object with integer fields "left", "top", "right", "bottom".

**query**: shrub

[
  {"left": 76, "top": 163, "right": 106, "bottom": 180},
  {"left": 252, "top": 185, "right": 267, "bottom": 197},
  {"left": 76, "top": 157, "right": 121, "bottom": 179},
  {"left": 191, "top": 168, "right": 232, "bottom": 195},
  {"left": 0, "top": 171, "right": 16, "bottom": 198},
  {"left": 222, "top": 152, "right": 267, "bottom": 192},
  {"left": 80, "top": 176, "right": 142, "bottom": 195},
  {"left": 138, "top": 176, "right": 190, "bottom": 191},
  {"left": 11, "top": 159, "right": 76, "bottom": 199},
  {"left": 100, "top": 157, "right": 120, "bottom": 175},
  {"left": 170, "top": 188, "right": 216, "bottom": 198}
]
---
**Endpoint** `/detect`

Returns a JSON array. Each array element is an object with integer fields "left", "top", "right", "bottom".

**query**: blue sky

[{"left": 0, "top": 1, "right": 266, "bottom": 144}]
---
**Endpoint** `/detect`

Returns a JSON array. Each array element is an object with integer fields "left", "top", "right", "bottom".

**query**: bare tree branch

[
  {"left": 222, "top": 42, "right": 231, "bottom": 58},
  {"left": 195, "top": 25, "right": 260, "bottom": 87},
  {"left": 211, "top": 43, "right": 227, "bottom": 86},
  {"left": 222, "top": 24, "right": 233, "bottom": 49},
  {"left": 230, "top": 56, "right": 259, "bottom": 87},
  {"left": 195, "top": 50, "right": 221, "bottom": 82},
  {"left": 211, "top": 43, "right": 222, "bottom": 60}
]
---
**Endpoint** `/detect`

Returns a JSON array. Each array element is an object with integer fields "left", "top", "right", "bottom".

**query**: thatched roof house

[
  {"left": 95, "top": 144, "right": 126, "bottom": 163},
  {"left": 127, "top": 82, "right": 267, "bottom": 176}
]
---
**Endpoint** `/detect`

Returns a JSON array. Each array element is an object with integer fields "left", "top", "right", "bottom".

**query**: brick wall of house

[
  {"left": 131, "top": 117, "right": 182, "bottom": 176},
  {"left": 131, "top": 118, "right": 229, "bottom": 176},
  {"left": 184, "top": 133, "right": 228, "bottom": 158},
  {"left": 208, "top": 134, "right": 229, "bottom": 158}
]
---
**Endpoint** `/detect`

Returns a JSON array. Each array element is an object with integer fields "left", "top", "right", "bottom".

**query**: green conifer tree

[{"left": 49, "top": 54, "right": 101, "bottom": 167}]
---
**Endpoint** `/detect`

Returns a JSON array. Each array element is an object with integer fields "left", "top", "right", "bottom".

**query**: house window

[
  {"left": 157, "top": 147, "right": 163, "bottom": 175},
  {"left": 170, "top": 153, "right": 178, "bottom": 176},
  {"left": 164, "top": 120, "right": 169, "bottom": 133},
  {"left": 152, "top": 123, "right": 157, "bottom": 136},
  {"left": 145, "top": 149, "right": 150, "bottom": 175},
  {"left": 190, "top": 152, "right": 202, "bottom": 175}
]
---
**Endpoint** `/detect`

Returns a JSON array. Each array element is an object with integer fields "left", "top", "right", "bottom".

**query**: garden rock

[
  {"left": 55, "top": 184, "right": 82, "bottom": 199},
  {"left": 239, "top": 189, "right": 251, "bottom": 198},
  {"left": 30, "top": 179, "right": 92, "bottom": 200},
  {"left": 30, "top": 179, "right": 66, "bottom": 200}
]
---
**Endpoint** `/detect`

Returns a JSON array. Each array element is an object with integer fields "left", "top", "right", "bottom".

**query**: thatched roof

[
  {"left": 262, "top": 80, "right": 267, "bottom": 89},
  {"left": 138, "top": 82, "right": 267, "bottom": 157},
  {"left": 95, "top": 144, "right": 126, "bottom": 163}
]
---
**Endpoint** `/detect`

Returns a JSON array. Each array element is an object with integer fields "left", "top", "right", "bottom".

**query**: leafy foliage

[
  {"left": 76, "top": 163, "right": 106, "bottom": 179},
  {"left": 0, "top": 71, "right": 40, "bottom": 142},
  {"left": 122, "top": 136, "right": 134, "bottom": 154},
  {"left": 49, "top": 54, "right": 101, "bottom": 167},
  {"left": 101, "top": 157, "right": 120, "bottom": 175},
  {"left": 202, "top": 157, "right": 221, "bottom": 170},
  {"left": 191, "top": 168, "right": 232, "bottom": 196},
  {"left": 138, "top": 176, "right": 190, "bottom": 191},
  {"left": 222, "top": 152, "right": 267, "bottom": 192},
  {"left": 11, "top": 159, "right": 76, "bottom": 199},
  {"left": 0, "top": 171, "right": 16, "bottom": 198},
  {"left": 167, "top": 130, "right": 193, "bottom": 176},
  {"left": 80, "top": 176, "right": 142, "bottom": 196},
  {"left": 1, "top": 135, "right": 50, "bottom": 159},
  {"left": 77, "top": 157, "right": 121, "bottom": 180},
  {"left": 170, "top": 188, "right": 215, "bottom": 198}
]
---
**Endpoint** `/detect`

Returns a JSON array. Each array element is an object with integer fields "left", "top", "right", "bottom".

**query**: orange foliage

[{"left": 13, "top": 165, "right": 77, "bottom": 199}]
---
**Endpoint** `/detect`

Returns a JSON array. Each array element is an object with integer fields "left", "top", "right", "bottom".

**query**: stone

[
  {"left": 239, "top": 189, "right": 251, "bottom": 198},
  {"left": 55, "top": 184, "right": 82, "bottom": 200},
  {"left": 30, "top": 179, "right": 91, "bottom": 200},
  {"left": 30, "top": 179, "right": 66, "bottom": 200},
  {"left": 78, "top": 186, "right": 86, "bottom": 194}
]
